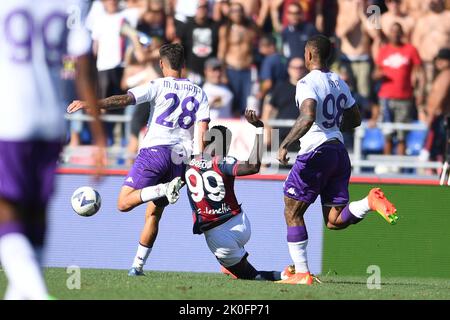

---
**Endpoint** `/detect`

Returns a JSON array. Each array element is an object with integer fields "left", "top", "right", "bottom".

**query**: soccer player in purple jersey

[
  {"left": 276, "top": 35, "right": 398, "bottom": 285},
  {"left": 0, "top": 0, "right": 106, "bottom": 299},
  {"left": 67, "top": 43, "right": 210, "bottom": 276}
]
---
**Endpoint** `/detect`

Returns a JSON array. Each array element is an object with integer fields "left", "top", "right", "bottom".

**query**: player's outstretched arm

[
  {"left": 235, "top": 109, "right": 265, "bottom": 176},
  {"left": 340, "top": 104, "right": 362, "bottom": 132},
  {"left": 67, "top": 93, "right": 136, "bottom": 113},
  {"left": 278, "top": 98, "right": 316, "bottom": 165}
]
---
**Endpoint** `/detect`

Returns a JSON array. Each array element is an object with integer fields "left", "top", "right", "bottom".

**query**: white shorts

[{"left": 203, "top": 212, "right": 251, "bottom": 267}]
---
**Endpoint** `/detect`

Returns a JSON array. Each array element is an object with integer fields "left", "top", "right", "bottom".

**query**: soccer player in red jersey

[{"left": 184, "top": 109, "right": 280, "bottom": 280}]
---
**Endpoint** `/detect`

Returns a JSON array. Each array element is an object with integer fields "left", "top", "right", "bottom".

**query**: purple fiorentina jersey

[{"left": 0, "top": 0, "right": 92, "bottom": 141}]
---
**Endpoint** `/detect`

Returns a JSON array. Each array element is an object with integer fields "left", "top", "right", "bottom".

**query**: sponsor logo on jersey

[
  {"left": 190, "top": 158, "right": 212, "bottom": 169},
  {"left": 197, "top": 203, "right": 231, "bottom": 216}
]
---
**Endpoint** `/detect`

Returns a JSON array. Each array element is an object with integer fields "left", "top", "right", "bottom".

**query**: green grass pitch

[{"left": 1, "top": 268, "right": 449, "bottom": 299}]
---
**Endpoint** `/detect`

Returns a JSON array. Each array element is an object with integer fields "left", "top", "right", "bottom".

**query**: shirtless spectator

[
  {"left": 230, "top": 0, "right": 259, "bottom": 18},
  {"left": 271, "top": 3, "right": 319, "bottom": 59},
  {"left": 218, "top": 2, "right": 258, "bottom": 115},
  {"left": 423, "top": 48, "right": 450, "bottom": 163},
  {"left": 373, "top": 23, "right": 425, "bottom": 156},
  {"left": 336, "top": 0, "right": 380, "bottom": 100},
  {"left": 412, "top": 0, "right": 450, "bottom": 97},
  {"left": 381, "top": 0, "right": 415, "bottom": 41},
  {"left": 401, "top": 0, "right": 428, "bottom": 20}
]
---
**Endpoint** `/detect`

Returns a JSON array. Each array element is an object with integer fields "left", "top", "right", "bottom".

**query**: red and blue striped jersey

[{"left": 185, "top": 155, "right": 241, "bottom": 234}]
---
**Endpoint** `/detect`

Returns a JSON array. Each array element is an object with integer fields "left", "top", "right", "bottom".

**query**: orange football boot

[
  {"left": 368, "top": 188, "right": 398, "bottom": 225},
  {"left": 280, "top": 265, "right": 296, "bottom": 280},
  {"left": 276, "top": 271, "right": 313, "bottom": 285},
  {"left": 220, "top": 265, "right": 238, "bottom": 279}
]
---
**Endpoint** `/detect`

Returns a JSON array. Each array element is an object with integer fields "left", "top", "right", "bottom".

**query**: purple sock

[
  {"left": 340, "top": 205, "right": 363, "bottom": 225},
  {"left": 287, "top": 225, "right": 308, "bottom": 242},
  {"left": 0, "top": 222, "right": 24, "bottom": 238}
]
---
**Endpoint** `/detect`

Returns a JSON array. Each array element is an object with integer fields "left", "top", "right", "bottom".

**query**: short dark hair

[
  {"left": 159, "top": 43, "right": 185, "bottom": 71},
  {"left": 260, "top": 34, "right": 276, "bottom": 47},
  {"left": 306, "top": 35, "right": 332, "bottom": 64},
  {"left": 205, "top": 125, "right": 232, "bottom": 156}
]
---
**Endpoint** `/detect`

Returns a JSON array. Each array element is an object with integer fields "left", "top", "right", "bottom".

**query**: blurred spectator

[
  {"left": 178, "top": 0, "right": 219, "bottom": 85},
  {"left": 136, "top": 0, "right": 167, "bottom": 41},
  {"left": 231, "top": 0, "right": 260, "bottom": 18},
  {"left": 338, "top": 65, "right": 379, "bottom": 149},
  {"left": 271, "top": 2, "right": 319, "bottom": 59},
  {"left": 373, "top": 23, "right": 425, "bottom": 156},
  {"left": 316, "top": 0, "right": 338, "bottom": 37},
  {"left": 91, "top": 0, "right": 133, "bottom": 146},
  {"left": 423, "top": 48, "right": 450, "bottom": 163},
  {"left": 86, "top": 0, "right": 107, "bottom": 31},
  {"left": 61, "top": 55, "right": 83, "bottom": 146},
  {"left": 261, "top": 57, "right": 307, "bottom": 150},
  {"left": 202, "top": 58, "right": 234, "bottom": 120},
  {"left": 401, "top": 0, "right": 428, "bottom": 20},
  {"left": 258, "top": 34, "right": 287, "bottom": 102},
  {"left": 122, "top": 0, "right": 147, "bottom": 21},
  {"left": 120, "top": 26, "right": 164, "bottom": 164},
  {"left": 336, "top": 0, "right": 380, "bottom": 100},
  {"left": 280, "top": 0, "right": 319, "bottom": 27},
  {"left": 412, "top": 0, "right": 450, "bottom": 98},
  {"left": 212, "top": 0, "right": 231, "bottom": 24},
  {"left": 170, "top": 0, "right": 199, "bottom": 40},
  {"left": 218, "top": 2, "right": 258, "bottom": 115},
  {"left": 381, "top": 0, "right": 415, "bottom": 41}
]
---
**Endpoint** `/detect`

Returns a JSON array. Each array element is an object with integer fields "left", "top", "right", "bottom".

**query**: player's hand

[
  {"left": 245, "top": 109, "right": 264, "bottom": 128},
  {"left": 67, "top": 100, "right": 88, "bottom": 113},
  {"left": 277, "top": 147, "right": 290, "bottom": 165}
]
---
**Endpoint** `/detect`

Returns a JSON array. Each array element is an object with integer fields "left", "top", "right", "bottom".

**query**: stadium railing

[
  {"left": 64, "top": 114, "right": 441, "bottom": 175},
  {"left": 268, "top": 119, "right": 440, "bottom": 174}
]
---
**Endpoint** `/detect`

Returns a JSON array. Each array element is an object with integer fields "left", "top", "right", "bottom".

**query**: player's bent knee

[
  {"left": 214, "top": 248, "right": 246, "bottom": 268},
  {"left": 117, "top": 198, "right": 133, "bottom": 212},
  {"left": 326, "top": 222, "right": 340, "bottom": 230},
  {"left": 326, "top": 221, "right": 347, "bottom": 230}
]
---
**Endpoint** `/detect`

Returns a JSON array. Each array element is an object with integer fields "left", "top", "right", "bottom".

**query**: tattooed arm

[
  {"left": 67, "top": 93, "right": 136, "bottom": 113},
  {"left": 277, "top": 98, "right": 316, "bottom": 165}
]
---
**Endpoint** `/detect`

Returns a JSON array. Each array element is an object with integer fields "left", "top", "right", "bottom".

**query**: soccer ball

[{"left": 71, "top": 186, "right": 101, "bottom": 217}]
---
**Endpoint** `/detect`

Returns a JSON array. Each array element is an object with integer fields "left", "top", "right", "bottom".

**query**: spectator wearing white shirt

[
  {"left": 202, "top": 58, "right": 234, "bottom": 119},
  {"left": 91, "top": 0, "right": 137, "bottom": 145}
]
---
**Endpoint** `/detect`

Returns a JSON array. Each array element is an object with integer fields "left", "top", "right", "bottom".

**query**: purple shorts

[
  {"left": 123, "top": 145, "right": 186, "bottom": 207},
  {"left": 283, "top": 141, "right": 351, "bottom": 205},
  {"left": 0, "top": 140, "right": 62, "bottom": 207}
]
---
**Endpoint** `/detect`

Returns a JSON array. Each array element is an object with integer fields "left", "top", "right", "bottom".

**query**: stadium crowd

[{"left": 65, "top": 0, "right": 450, "bottom": 167}]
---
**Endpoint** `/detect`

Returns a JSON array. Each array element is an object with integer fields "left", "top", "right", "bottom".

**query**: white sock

[
  {"left": 349, "top": 197, "right": 371, "bottom": 219},
  {"left": 132, "top": 243, "right": 152, "bottom": 271},
  {"left": 288, "top": 240, "right": 309, "bottom": 273},
  {"left": 140, "top": 183, "right": 167, "bottom": 203},
  {"left": 0, "top": 233, "right": 48, "bottom": 300},
  {"left": 4, "top": 284, "right": 24, "bottom": 300}
]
